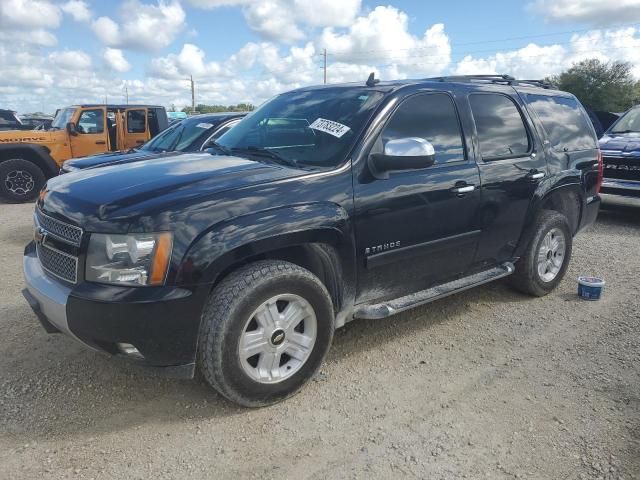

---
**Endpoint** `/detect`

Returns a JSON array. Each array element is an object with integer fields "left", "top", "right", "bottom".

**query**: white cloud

[
  {"left": 61, "top": 0, "right": 92, "bottom": 22},
  {"left": 48, "top": 50, "right": 92, "bottom": 70},
  {"left": 104, "top": 48, "right": 131, "bottom": 73},
  {"left": 453, "top": 27, "right": 640, "bottom": 79},
  {"left": 0, "top": 0, "right": 61, "bottom": 29},
  {"left": 531, "top": 0, "right": 640, "bottom": 25},
  {"left": 149, "top": 43, "right": 222, "bottom": 79},
  {"left": 320, "top": 7, "right": 452, "bottom": 77},
  {"left": 186, "top": 0, "right": 362, "bottom": 42},
  {"left": 92, "top": 0, "right": 186, "bottom": 51}
]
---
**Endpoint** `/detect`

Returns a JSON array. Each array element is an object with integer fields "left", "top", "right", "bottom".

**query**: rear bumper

[
  {"left": 23, "top": 244, "right": 208, "bottom": 377},
  {"left": 600, "top": 178, "right": 640, "bottom": 198}
]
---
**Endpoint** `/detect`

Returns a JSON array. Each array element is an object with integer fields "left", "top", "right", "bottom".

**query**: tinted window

[
  {"left": 470, "top": 94, "right": 530, "bottom": 159},
  {"left": 527, "top": 94, "right": 596, "bottom": 151},
  {"left": 380, "top": 93, "right": 465, "bottom": 164},
  {"left": 127, "top": 110, "right": 146, "bottom": 133},
  {"left": 77, "top": 109, "right": 104, "bottom": 134}
]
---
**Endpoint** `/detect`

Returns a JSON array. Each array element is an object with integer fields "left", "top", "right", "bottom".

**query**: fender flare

[
  {"left": 176, "top": 202, "right": 356, "bottom": 306},
  {"left": 0, "top": 143, "right": 59, "bottom": 178},
  {"left": 514, "top": 179, "right": 584, "bottom": 258}
]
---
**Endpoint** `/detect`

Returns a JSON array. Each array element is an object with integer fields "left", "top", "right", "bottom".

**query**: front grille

[
  {"left": 602, "top": 156, "right": 640, "bottom": 182},
  {"left": 36, "top": 242, "right": 78, "bottom": 284},
  {"left": 36, "top": 209, "right": 83, "bottom": 246}
]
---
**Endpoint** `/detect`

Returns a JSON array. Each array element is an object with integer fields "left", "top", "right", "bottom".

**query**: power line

[{"left": 323, "top": 21, "right": 640, "bottom": 59}]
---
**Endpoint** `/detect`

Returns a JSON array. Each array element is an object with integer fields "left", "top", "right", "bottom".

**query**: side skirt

[{"left": 353, "top": 262, "right": 515, "bottom": 320}]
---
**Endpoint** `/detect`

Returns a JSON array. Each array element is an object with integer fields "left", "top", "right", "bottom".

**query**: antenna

[{"left": 366, "top": 72, "right": 379, "bottom": 87}]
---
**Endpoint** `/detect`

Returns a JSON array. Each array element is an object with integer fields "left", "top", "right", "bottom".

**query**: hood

[
  {"left": 599, "top": 133, "right": 640, "bottom": 155},
  {"left": 40, "top": 152, "right": 302, "bottom": 226},
  {"left": 63, "top": 149, "right": 186, "bottom": 171}
]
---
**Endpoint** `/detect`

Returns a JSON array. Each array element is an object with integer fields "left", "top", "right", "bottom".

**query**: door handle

[
  {"left": 95, "top": 140, "right": 106, "bottom": 145},
  {"left": 451, "top": 184, "right": 475, "bottom": 194},
  {"left": 527, "top": 171, "right": 545, "bottom": 180}
]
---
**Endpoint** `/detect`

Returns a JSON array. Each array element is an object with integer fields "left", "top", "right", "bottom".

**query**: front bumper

[
  {"left": 600, "top": 178, "right": 640, "bottom": 198},
  {"left": 23, "top": 243, "right": 208, "bottom": 377}
]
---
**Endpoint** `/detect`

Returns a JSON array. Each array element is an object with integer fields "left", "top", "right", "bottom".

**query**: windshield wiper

[
  {"left": 230, "top": 146, "right": 298, "bottom": 167},
  {"left": 610, "top": 129, "right": 638, "bottom": 134},
  {"left": 205, "top": 141, "right": 232, "bottom": 155}
]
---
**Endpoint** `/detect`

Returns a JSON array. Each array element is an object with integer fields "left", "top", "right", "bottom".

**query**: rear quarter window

[{"left": 526, "top": 94, "right": 597, "bottom": 152}]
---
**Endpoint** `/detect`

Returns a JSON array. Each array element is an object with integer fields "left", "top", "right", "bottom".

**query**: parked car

[
  {"left": 20, "top": 113, "right": 54, "bottom": 131},
  {"left": 0, "top": 109, "right": 27, "bottom": 131},
  {"left": 23, "top": 75, "right": 601, "bottom": 407},
  {"left": 598, "top": 105, "right": 640, "bottom": 198},
  {"left": 0, "top": 104, "right": 168, "bottom": 202},
  {"left": 61, "top": 112, "right": 246, "bottom": 174}
]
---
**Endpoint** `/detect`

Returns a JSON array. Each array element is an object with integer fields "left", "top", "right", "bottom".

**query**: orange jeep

[{"left": 0, "top": 104, "right": 167, "bottom": 202}]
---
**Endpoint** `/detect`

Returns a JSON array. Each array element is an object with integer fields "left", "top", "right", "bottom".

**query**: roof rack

[{"left": 428, "top": 74, "right": 553, "bottom": 89}]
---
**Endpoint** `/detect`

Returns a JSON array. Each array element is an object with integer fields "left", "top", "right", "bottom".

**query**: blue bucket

[{"left": 578, "top": 276, "right": 605, "bottom": 301}]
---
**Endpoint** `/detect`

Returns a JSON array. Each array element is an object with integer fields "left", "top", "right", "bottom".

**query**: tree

[
  {"left": 547, "top": 59, "right": 638, "bottom": 112},
  {"left": 181, "top": 103, "right": 255, "bottom": 114}
]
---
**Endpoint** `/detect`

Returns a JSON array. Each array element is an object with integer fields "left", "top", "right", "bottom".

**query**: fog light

[{"left": 117, "top": 342, "right": 143, "bottom": 359}]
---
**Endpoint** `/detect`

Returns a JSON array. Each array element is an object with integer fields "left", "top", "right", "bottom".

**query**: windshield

[
  {"left": 52, "top": 108, "right": 76, "bottom": 130},
  {"left": 216, "top": 88, "right": 386, "bottom": 168},
  {"left": 141, "top": 119, "right": 213, "bottom": 152},
  {"left": 609, "top": 108, "right": 640, "bottom": 134}
]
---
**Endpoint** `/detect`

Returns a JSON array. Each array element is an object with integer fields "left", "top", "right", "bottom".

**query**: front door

[
  {"left": 467, "top": 90, "right": 548, "bottom": 266},
  {"left": 354, "top": 91, "right": 482, "bottom": 305},
  {"left": 124, "top": 108, "right": 148, "bottom": 149},
  {"left": 69, "top": 108, "right": 108, "bottom": 158}
]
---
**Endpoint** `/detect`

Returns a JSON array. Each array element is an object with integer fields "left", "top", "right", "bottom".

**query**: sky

[{"left": 2, "top": 0, "right": 640, "bottom": 114}]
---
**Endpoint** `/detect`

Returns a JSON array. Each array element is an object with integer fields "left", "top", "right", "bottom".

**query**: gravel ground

[{"left": 0, "top": 196, "right": 638, "bottom": 480}]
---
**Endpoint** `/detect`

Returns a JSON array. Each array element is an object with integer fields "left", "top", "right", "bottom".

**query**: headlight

[{"left": 86, "top": 233, "right": 173, "bottom": 286}]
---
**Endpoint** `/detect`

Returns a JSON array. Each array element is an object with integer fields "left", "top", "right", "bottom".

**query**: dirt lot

[{"left": 0, "top": 197, "right": 638, "bottom": 480}]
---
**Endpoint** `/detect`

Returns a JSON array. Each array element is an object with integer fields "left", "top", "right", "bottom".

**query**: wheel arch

[
  {"left": 176, "top": 203, "right": 357, "bottom": 319},
  {"left": 0, "top": 144, "right": 58, "bottom": 178},
  {"left": 514, "top": 182, "right": 583, "bottom": 258}
]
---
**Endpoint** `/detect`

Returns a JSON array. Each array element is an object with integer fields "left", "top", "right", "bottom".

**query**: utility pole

[
  {"left": 323, "top": 49, "right": 327, "bottom": 84},
  {"left": 190, "top": 75, "right": 195, "bottom": 114},
  {"left": 124, "top": 86, "right": 129, "bottom": 105}
]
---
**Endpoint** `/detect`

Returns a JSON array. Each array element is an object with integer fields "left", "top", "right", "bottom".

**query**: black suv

[
  {"left": 60, "top": 112, "right": 246, "bottom": 174},
  {"left": 23, "top": 75, "right": 601, "bottom": 407}
]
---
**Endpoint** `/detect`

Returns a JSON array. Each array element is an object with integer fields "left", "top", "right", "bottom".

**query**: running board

[{"left": 353, "top": 262, "right": 515, "bottom": 320}]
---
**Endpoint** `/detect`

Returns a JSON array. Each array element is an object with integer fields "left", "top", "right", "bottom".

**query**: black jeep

[{"left": 23, "top": 74, "right": 601, "bottom": 407}]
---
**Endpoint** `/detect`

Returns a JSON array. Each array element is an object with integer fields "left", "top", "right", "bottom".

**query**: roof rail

[{"left": 427, "top": 74, "right": 553, "bottom": 89}]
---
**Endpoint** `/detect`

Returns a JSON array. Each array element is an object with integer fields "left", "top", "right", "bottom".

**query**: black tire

[
  {"left": 509, "top": 210, "right": 573, "bottom": 297},
  {"left": 0, "top": 158, "right": 46, "bottom": 203},
  {"left": 198, "top": 260, "right": 335, "bottom": 407}
]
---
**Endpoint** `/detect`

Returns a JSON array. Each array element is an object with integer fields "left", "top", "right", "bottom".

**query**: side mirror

[
  {"left": 66, "top": 122, "right": 78, "bottom": 136},
  {"left": 369, "top": 137, "right": 436, "bottom": 179}
]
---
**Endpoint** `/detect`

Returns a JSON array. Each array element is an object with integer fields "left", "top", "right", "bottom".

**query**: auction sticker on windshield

[
  {"left": 196, "top": 123, "right": 213, "bottom": 129},
  {"left": 309, "top": 118, "right": 351, "bottom": 138}
]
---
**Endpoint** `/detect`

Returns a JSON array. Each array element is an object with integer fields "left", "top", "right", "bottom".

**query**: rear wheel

[
  {"left": 198, "top": 260, "right": 334, "bottom": 407},
  {"left": 509, "top": 210, "right": 573, "bottom": 297},
  {"left": 0, "top": 159, "right": 45, "bottom": 203}
]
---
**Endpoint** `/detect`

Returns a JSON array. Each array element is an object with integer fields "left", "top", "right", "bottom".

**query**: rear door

[
  {"left": 124, "top": 108, "right": 148, "bottom": 149},
  {"left": 468, "top": 89, "right": 547, "bottom": 267},
  {"left": 69, "top": 107, "right": 108, "bottom": 158}
]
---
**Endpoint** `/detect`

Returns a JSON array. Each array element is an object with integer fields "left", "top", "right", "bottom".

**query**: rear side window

[
  {"left": 470, "top": 94, "right": 530, "bottom": 160},
  {"left": 127, "top": 110, "right": 146, "bottom": 133},
  {"left": 381, "top": 93, "right": 465, "bottom": 165},
  {"left": 526, "top": 94, "right": 597, "bottom": 151}
]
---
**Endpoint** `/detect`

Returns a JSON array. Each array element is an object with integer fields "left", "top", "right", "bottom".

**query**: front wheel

[
  {"left": 198, "top": 260, "right": 335, "bottom": 407},
  {"left": 0, "top": 159, "right": 46, "bottom": 203},
  {"left": 509, "top": 210, "right": 573, "bottom": 297}
]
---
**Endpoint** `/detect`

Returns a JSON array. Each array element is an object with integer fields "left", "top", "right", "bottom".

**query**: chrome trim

[
  {"left": 602, "top": 179, "right": 640, "bottom": 192},
  {"left": 35, "top": 208, "right": 83, "bottom": 247},
  {"left": 36, "top": 242, "right": 79, "bottom": 284},
  {"left": 24, "top": 253, "right": 72, "bottom": 335}
]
